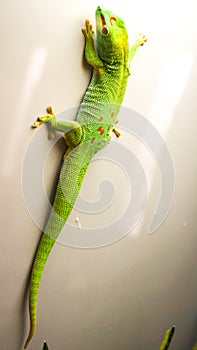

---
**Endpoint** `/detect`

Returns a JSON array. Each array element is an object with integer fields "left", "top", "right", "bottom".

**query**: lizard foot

[
  {"left": 32, "top": 104, "right": 56, "bottom": 128},
  {"left": 32, "top": 120, "right": 42, "bottom": 128},
  {"left": 31, "top": 115, "right": 50, "bottom": 128},
  {"left": 136, "top": 33, "right": 148, "bottom": 47},
  {"left": 112, "top": 128, "right": 121, "bottom": 138},
  {"left": 31, "top": 113, "right": 55, "bottom": 136},
  {"left": 81, "top": 19, "right": 94, "bottom": 39}
]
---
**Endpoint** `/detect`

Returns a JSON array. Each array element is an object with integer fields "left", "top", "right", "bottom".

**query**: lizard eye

[{"left": 102, "top": 26, "right": 109, "bottom": 36}]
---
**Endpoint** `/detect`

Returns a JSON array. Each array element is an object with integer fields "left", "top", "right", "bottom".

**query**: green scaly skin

[{"left": 24, "top": 6, "right": 147, "bottom": 348}]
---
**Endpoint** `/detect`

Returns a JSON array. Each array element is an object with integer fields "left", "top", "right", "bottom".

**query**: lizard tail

[
  {"left": 24, "top": 179, "right": 73, "bottom": 348},
  {"left": 24, "top": 233, "right": 56, "bottom": 348},
  {"left": 24, "top": 155, "right": 90, "bottom": 348}
]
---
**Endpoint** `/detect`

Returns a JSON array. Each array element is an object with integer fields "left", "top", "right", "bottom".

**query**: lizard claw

[
  {"left": 136, "top": 33, "right": 148, "bottom": 47},
  {"left": 46, "top": 105, "right": 55, "bottom": 115},
  {"left": 32, "top": 121, "right": 42, "bottom": 128},
  {"left": 112, "top": 128, "right": 121, "bottom": 138}
]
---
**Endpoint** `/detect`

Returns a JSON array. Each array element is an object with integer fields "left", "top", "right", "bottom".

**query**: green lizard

[{"left": 24, "top": 6, "right": 147, "bottom": 348}]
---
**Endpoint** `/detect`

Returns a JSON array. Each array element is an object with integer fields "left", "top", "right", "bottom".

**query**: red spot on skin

[
  {"left": 99, "top": 116, "right": 103, "bottom": 122},
  {"left": 97, "top": 126, "right": 105, "bottom": 135},
  {"left": 110, "top": 17, "right": 117, "bottom": 25},
  {"left": 100, "top": 14, "right": 106, "bottom": 26}
]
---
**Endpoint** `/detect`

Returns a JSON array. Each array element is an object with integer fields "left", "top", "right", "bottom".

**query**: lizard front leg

[
  {"left": 82, "top": 20, "right": 104, "bottom": 69},
  {"left": 129, "top": 33, "right": 148, "bottom": 62}
]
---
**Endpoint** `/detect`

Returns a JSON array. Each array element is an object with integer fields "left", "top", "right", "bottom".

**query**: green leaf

[
  {"left": 160, "top": 326, "right": 175, "bottom": 350},
  {"left": 192, "top": 341, "right": 197, "bottom": 350},
  {"left": 42, "top": 341, "right": 49, "bottom": 350}
]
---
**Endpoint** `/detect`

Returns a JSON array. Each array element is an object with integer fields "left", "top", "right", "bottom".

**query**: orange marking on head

[
  {"left": 107, "top": 126, "right": 111, "bottom": 131},
  {"left": 97, "top": 126, "right": 102, "bottom": 131},
  {"left": 110, "top": 17, "right": 117, "bottom": 25}
]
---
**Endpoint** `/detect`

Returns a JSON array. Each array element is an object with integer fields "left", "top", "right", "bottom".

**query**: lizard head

[{"left": 95, "top": 6, "right": 129, "bottom": 65}]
